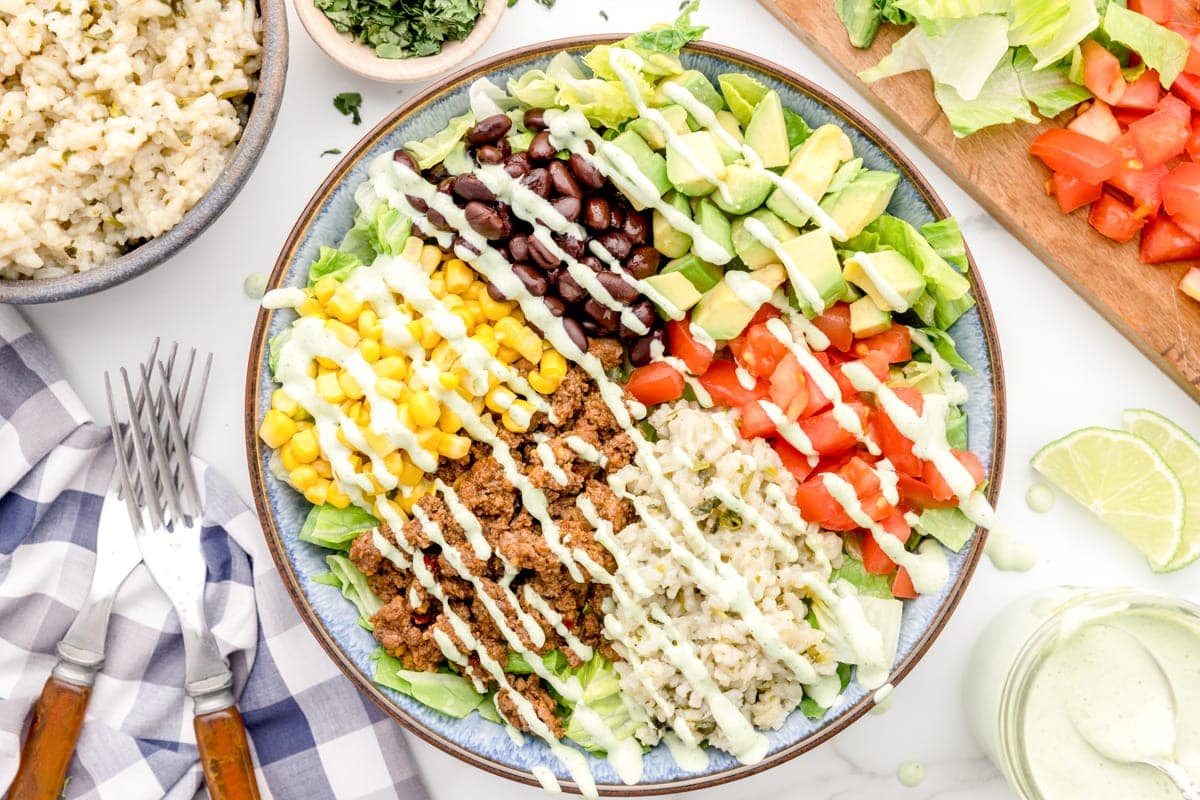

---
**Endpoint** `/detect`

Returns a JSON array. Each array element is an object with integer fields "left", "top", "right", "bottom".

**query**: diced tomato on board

[
  {"left": 1115, "top": 69, "right": 1162, "bottom": 111},
  {"left": 1130, "top": 0, "right": 1172, "bottom": 24},
  {"left": 854, "top": 325, "right": 912, "bottom": 363},
  {"left": 1088, "top": 193, "right": 1147, "bottom": 243},
  {"left": 1161, "top": 162, "right": 1200, "bottom": 237},
  {"left": 1030, "top": 129, "right": 1123, "bottom": 185},
  {"left": 1109, "top": 162, "right": 1168, "bottom": 216},
  {"left": 1068, "top": 100, "right": 1121, "bottom": 143},
  {"left": 1140, "top": 215, "right": 1200, "bottom": 264},
  {"left": 1051, "top": 172, "right": 1103, "bottom": 214},
  {"left": 1081, "top": 40, "right": 1127, "bottom": 105},
  {"left": 1128, "top": 106, "right": 1189, "bottom": 167}
]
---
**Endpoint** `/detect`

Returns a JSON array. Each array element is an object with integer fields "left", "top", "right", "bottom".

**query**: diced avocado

[
  {"left": 643, "top": 270, "right": 703, "bottom": 318},
  {"left": 821, "top": 170, "right": 900, "bottom": 241},
  {"left": 659, "top": 70, "right": 725, "bottom": 125},
  {"left": 691, "top": 264, "right": 786, "bottom": 341},
  {"left": 766, "top": 124, "right": 855, "bottom": 227},
  {"left": 666, "top": 131, "right": 727, "bottom": 197},
  {"left": 826, "top": 157, "right": 865, "bottom": 195},
  {"left": 653, "top": 191, "right": 694, "bottom": 259},
  {"left": 713, "top": 110, "right": 745, "bottom": 164},
  {"left": 732, "top": 209, "right": 798, "bottom": 268},
  {"left": 611, "top": 130, "right": 671, "bottom": 201},
  {"left": 629, "top": 105, "right": 690, "bottom": 151},
  {"left": 718, "top": 73, "right": 770, "bottom": 127},
  {"left": 776, "top": 230, "right": 846, "bottom": 315},
  {"left": 744, "top": 90, "right": 790, "bottom": 169},
  {"left": 695, "top": 200, "right": 734, "bottom": 260},
  {"left": 849, "top": 296, "right": 892, "bottom": 337},
  {"left": 713, "top": 164, "right": 773, "bottom": 216},
  {"left": 844, "top": 249, "right": 926, "bottom": 312},
  {"left": 662, "top": 253, "right": 724, "bottom": 293}
]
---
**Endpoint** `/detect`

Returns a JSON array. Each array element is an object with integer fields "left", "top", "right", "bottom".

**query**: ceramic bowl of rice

[{"left": 0, "top": 0, "right": 288, "bottom": 304}]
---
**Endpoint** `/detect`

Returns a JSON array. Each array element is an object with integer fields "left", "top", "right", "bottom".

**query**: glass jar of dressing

[{"left": 964, "top": 588, "right": 1200, "bottom": 800}]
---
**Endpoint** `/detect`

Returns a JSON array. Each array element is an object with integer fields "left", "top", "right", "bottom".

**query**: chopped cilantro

[
  {"left": 321, "top": 148, "right": 343, "bottom": 157},
  {"left": 316, "top": 0, "right": 487, "bottom": 59},
  {"left": 632, "top": 0, "right": 705, "bottom": 53},
  {"left": 599, "top": 9, "right": 608, "bottom": 20},
  {"left": 333, "top": 92, "right": 362, "bottom": 125}
]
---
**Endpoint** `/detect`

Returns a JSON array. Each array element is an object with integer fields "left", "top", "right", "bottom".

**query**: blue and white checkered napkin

[{"left": 0, "top": 306, "right": 429, "bottom": 800}]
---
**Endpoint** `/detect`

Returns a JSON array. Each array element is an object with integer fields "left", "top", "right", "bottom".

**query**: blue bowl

[{"left": 245, "top": 37, "right": 1007, "bottom": 796}]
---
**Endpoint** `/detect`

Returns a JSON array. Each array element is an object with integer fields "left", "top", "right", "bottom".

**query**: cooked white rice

[
  {"left": 607, "top": 404, "right": 845, "bottom": 752},
  {"left": 0, "top": 0, "right": 260, "bottom": 277}
]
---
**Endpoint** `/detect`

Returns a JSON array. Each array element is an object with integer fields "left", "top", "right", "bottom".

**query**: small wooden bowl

[{"left": 293, "top": 0, "right": 508, "bottom": 83}]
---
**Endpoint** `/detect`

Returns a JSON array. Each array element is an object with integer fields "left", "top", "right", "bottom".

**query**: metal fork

[{"left": 107, "top": 354, "right": 262, "bottom": 800}]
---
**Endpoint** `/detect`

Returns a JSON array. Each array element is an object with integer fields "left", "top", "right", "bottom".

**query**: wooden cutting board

[{"left": 758, "top": 0, "right": 1200, "bottom": 402}]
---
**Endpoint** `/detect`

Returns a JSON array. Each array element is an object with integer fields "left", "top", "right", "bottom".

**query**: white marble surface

[{"left": 20, "top": 0, "right": 1200, "bottom": 797}]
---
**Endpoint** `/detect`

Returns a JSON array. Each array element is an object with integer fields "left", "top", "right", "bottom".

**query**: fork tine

[
  {"left": 120, "top": 367, "right": 166, "bottom": 532},
  {"left": 157, "top": 360, "right": 204, "bottom": 519},
  {"left": 138, "top": 363, "right": 187, "bottom": 527},
  {"left": 185, "top": 353, "right": 212, "bottom": 447},
  {"left": 105, "top": 372, "right": 143, "bottom": 532}
]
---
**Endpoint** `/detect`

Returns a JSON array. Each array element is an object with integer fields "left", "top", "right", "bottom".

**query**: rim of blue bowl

[
  {"left": 245, "top": 35, "right": 1008, "bottom": 796},
  {"left": 0, "top": 0, "right": 289, "bottom": 305}
]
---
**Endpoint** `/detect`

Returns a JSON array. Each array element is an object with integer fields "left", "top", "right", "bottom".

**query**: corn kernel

[
  {"left": 357, "top": 309, "right": 382, "bottom": 340},
  {"left": 354, "top": 402, "right": 372, "bottom": 427},
  {"left": 327, "top": 287, "right": 363, "bottom": 324},
  {"left": 410, "top": 390, "right": 440, "bottom": 428},
  {"left": 326, "top": 319, "right": 360, "bottom": 348},
  {"left": 347, "top": 453, "right": 363, "bottom": 472},
  {"left": 259, "top": 410, "right": 297, "bottom": 449},
  {"left": 465, "top": 282, "right": 483, "bottom": 301},
  {"left": 315, "top": 373, "right": 346, "bottom": 404},
  {"left": 437, "top": 372, "right": 460, "bottom": 392},
  {"left": 452, "top": 308, "right": 475, "bottom": 334},
  {"left": 398, "top": 456, "right": 424, "bottom": 487},
  {"left": 303, "top": 480, "right": 330, "bottom": 506},
  {"left": 279, "top": 443, "right": 300, "bottom": 473},
  {"left": 376, "top": 377, "right": 404, "bottom": 400},
  {"left": 419, "top": 324, "right": 441, "bottom": 351},
  {"left": 398, "top": 486, "right": 426, "bottom": 513},
  {"left": 316, "top": 357, "right": 338, "bottom": 372},
  {"left": 314, "top": 276, "right": 339, "bottom": 304},
  {"left": 291, "top": 429, "right": 319, "bottom": 463},
  {"left": 306, "top": 360, "right": 318, "bottom": 379},
  {"left": 494, "top": 317, "right": 523, "bottom": 343},
  {"left": 396, "top": 404, "right": 415, "bottom": 431},
  {"left": 297, "top": 297, "right": 324, "bottom": 319},
  {"left": 479, "top": 293, "right": 513, "bottom": 321},
  {"left": 442, "top": 259, "right": 472, "bottom": 293},
  {"left": 528, "top": 372, "right": 560, "bottom": 395},
  {"left": 338, "top": 371, "right": 364, "bottom": 401},
  {"left": 313, "top": 458, "right": 333, "bottom": 479},
  {"left": 402, "top": 236, "right": 424, "bottom": 262},
  {"left": 501, "top": 400, "right": 534, "bottom": 433},
  {"left": 359, "top": 338, "right": 381, "bottom": 363},
  {"left": 473, "top": 332, "right": 499, "bottom": 356},
  {"left": 420, "top": 245, "right": 443, "bottom": 272},
  {"left": 540, "top": 350, "right": 567, "bottom": 381},
  {"left": 417, "top": 428, "right": 442, "bottom": 453},
  {"left": 500, "top": 411, "right": 527, "bottom": 433},
  {"left": 380, "top": 343, "right": 404, "bottom": 360},
  {"left": 373, "top": 356, "right": 408, "bottom": 382},
  {"left": 271, "top": 389, "right": 300, "bottom": 417},
  {"left": 383, "top": 451, "right": 404, "bottom": 476},
  {"left": 513, "top": 331, "right": 543, "bottom": 364},
  {"left": 429, "top": 277, "right": 446, "bottom": 298},
  {"left": 485, "top": 387, "right": 516, "bottom": 414},
  {"left": 442, "top": 294, "right": 464, "bottom": 310},
  {"left": 496, "top": 345, "right": 520, "bottom": 365},
  {"left": 326, "top": 482, "right": 352, "bottom": 509},
  {"left": 438, "top": 406, "right": 463, "bottom": 434},
  {"left": 438, "top": 434, "right": 471, "bottom": 460},
  {"left": 336, "top": 428, "right": 350, "bottom": 447},
  {"left": 290, "top": 465, "right": 319, "bottom": 491},
  {"left": 364, "top": 430, "right": 395, "bottom": 457}
]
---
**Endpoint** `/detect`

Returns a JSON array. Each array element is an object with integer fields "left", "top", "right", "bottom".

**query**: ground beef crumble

[{"left": 349, "top": 355, "right": 634, "bottom": 733}]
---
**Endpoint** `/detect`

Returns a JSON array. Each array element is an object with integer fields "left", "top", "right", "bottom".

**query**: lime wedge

[
  {"left": 1123, "top": 409, "right": 1200, "bottom": 572},
  {"left": 1031, "top": 427, "right": 1184, "bottom": 572}
]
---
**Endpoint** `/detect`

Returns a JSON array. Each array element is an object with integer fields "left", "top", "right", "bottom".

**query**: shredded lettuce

[
  {"left": 504, "top": 649, "right": 570, "bottom": 675},
  {"left": 308, "top": 245, "right": 362, "bottom": 286},
  {"left": 894, "top": 0, "right": 1012, "bottom": 35},
  {"left": 830, "top": 557, "right": 895, "bottom": 600},
  {"left": 800, "top": 663, "right": 852, "bottom": 719},
  {"left": 1024, "top": 0, "right": 1099, "bottom": 68},
  {"left": 918, "top": 217, "right": 968, "bottom": 272},
  {"left": 325, "top": 554, "right": 383, "bottom": 629},
  {"left": 372, "top": 205, "right": 412, "bottom": 256},
  {"left": 1013, "top": 47, "right": 1092, "bottom": 117},
  {"left": 861, "top": 16, "right": 1012, "bottom": 102},
  {"left": 370, "top": 649, "right": 489, "bottom": 719},
  {"left": 507, "top": 69, "right": 559, "bottom": 108},
  {"left": 299, "top": 503, "right": 379, "bottom": 551},
  {"left": 917, "top": 326, "right": 975, "bottom": 373},
  {"left": 267, "top": 329, "right": 290, "bottom": 381},
  {"left": 875, "top": 216, "right": 975, "bottom": 328},
  {"left": 405, "top": 111, "right": 475, "bottom": 170},
  {"left": 1103, "top": 4, "right": 1189, "bottom": 88},
  {"left": 562, "top": 653, "right": 649, "bottom": 755},
  {"left": 338, "top": 212, "right": 378, "bottom": 265},
  {"left": 913, "top": 506, "right": 976, "bottom": 551},
  {"left": 946, "top": 404, "right": 969, "bottom": 449},
  {"left": 555, "top": 76, "right": 642, "bottom": 129},
  {"left": 933, "top": 51, "right": 1039, "bottom": 136}
]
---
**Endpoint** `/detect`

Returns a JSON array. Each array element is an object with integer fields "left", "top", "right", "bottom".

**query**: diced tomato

[
  {"left": 1172, "top": 73, "right": 1200, "bottom": 110},
  {"left": 824, "top": 351, "right": 861, "bottom": 400},
  {"left": 1069, "top": 100, "right": 1121, "bottom": 143},
  {"left": 891, "top": 568, "right": 919, "bottom": 600},
  {"left": 746, "top": 303, "right": 781, "bottom": 329},
  {"left": 626, "top": 362, "right": 685, "bottom": 406},
  {"left": 698, "top": 360, "right": 768, "bottom": 407},
  {"left": 1051, "top": 172, "right": 1103, "bottom": 214},
  {"left": 811, "top": 303, "right": 854, "bottom": 352},
  {"left": 839, "top": 456, "right": 882, "bottom": 498},
  {"left": 730, "top": 323, "right": 788, "bottom": 379},
  {"left": 1082, "top": 40, "right": 1127, "bottom": 105},
  {"left": 1128, "top": 108, "right": 1189, "bottom": 167},
  {"left": 1187, "top": 116, "right": 1200, "bottom": 158},
  {"left": 802, "top": 352, "right": 838, "bottom": 416},
  {"left": 1157, "top": 95, "right": 1192, "bottom": 126},
  {"left": 897, "top": 473, "right": 956, "bottom": 510},
  {"left": 1089, "top": 193, "right": 1147, "bottom": 243},
  {"left": 1130, "top": 0, "right": 1172, "bottom": 24},
  {"left": 956, "top": 450, "right": 986, "bottom": 486},
  {"left": 772, "top": 439, "right": 815, "bottom": 483},
  {"left": 1030, "top": 129, "right": 1123, "bottom": 185},
  {"left": 1168, "top": 21, "right": 1200, "bottom": 39},
  {"left": 794, "top": 477, "right": 857, "bottom": 531},
  {"left": 1116, "top": 69, "right": 1162, "bottom": 111},
  {"left": 769, "top": 354, "right": 809, "bottom": 419},
  {"left": 1175, "top": 24, "right": 1200, "bottom": 77},
  {"left": 666, "top": 319, "right": 714, "bottom": 376},
  {"left": 738, "top": 400, "right": 776, "bottom": 439},
  {"left": 1109, "top": 162, "right": 1168, "bottom": 216},
  {"left": 1140, "top": 215, "right": 1200, "bottom": 263},
  {"left": 799, "top": 403, "right": 869, "bottom": 456},
  {"left": 875, "top": 388, "right": 923, "bottom": 477},
  {"left": 862, "top": 514, "right": 912, "bottom": 575},
  {"left": 853, "top": 351, "right": 891, "bottom": 386},
  {"left": 922, "top": 451, "right": 986, "bottom": 504},
  {"left": 854, "top": 325, "right": 912, "bottom": 363},
  {"left": 1162, "top": 162, "right": 1200, "bottom": 235}
]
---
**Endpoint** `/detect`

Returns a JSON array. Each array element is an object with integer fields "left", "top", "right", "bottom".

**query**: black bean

[
  {"left": 486, "top": 281, "right": 507, "bottom": 301},
  {"left": 550, "top": 195, "right": 582, "bottom": 222},
  {"left": 548, "top": 160, "right": 582, "bottom": 198},
  {"left": 562, "top": 317, "right": 589, "bottom": 351},
  {"left": 581, "top": 255, "right": 604, "bottom": 273},
  {"left": 555, "top": 270, "right": 586, "bottom": 304},
  {"left": 520, "top": 167, "right": 551, "bottom": 198},
  {"left": 392, "top": 150, "right": 418, "bottom": 171},
  {"left": 504, "top": 152, "right": 531, "bottom": 178},
  {"left": 568, "top": 153, "right": 604, "bottom": 190},
  {"left": 583, "top": 196, "right": 610, "bottom": 231},
  {"left": 596, "top": 231, "right": 632, "bottom": 262},
  {"left": 529, "top": 236, "right": 561, "bottom": 271},
  {"left": 509, "top": 234, "right": 530, "bottom": 263},
  {"left": 624, "top": 246, "right": 661, "bottom": 280},
  {"left": 629, "top": 337, "right": 654, "bottom": 367},
  {"left": 453, "top": 173, "right": 496, "bottom": 203},
  {"left": 494, "top": 204, "right": 515, "bottom": 240},
  {"left": 580, "top": 318, "right": 601, "bottom": 336},
  {"left": 543, "top": 295, "right": 567, "bottom": 317},
  {"left": 585, "top": 140, "right": 597, "bottom": 155},
  {"left": 405, "top": 194, "right": 428, "bottom": 213},
  {"left": 512, "top": 263, "right": 548, "bottom": 296},
  {"left": 426, "top": 208, "right": 452, "bottom": 232},
  {"left": 426, "top": 163, "right": 449, "bottom": 182},
  {"left": 557, "top": 235, "right": 585, "bottom": 260},
  {"left": 630, "top": 300, "right": 656, "bottom": 331},
  {"left": 597, "top": 271, "right": 638, "bottom": 304},
  {"left": 622, "top": 211, "right": 649, "bottom": 245},
  {"left": 584, "top": 300, "right": 621, "bottom": 332},
  {"left": 453, "top": 235, "right": 481, "bottom": 258},
  {"left": 523, "top": 108, "right": 548, "bottom": 130},
  {"left": 498, "top": 138, "right": 512, "bottom": 158},
  {"left": 465, "top": 201, "right": 504, "bottom": 240},
  {"left": 476, "top": 145, "right": 504, "bottom": 165},
  {"left": 527, "top": 131, "right": 557, "bottom": 162},
  {"left": 608, "top": 204, "right": 625, "bottom": 231},
  {"left": 437, "top": 177, "right": 456, "bottom": 195},
  {"left": 467, "top": 114, "right": 512, "bottom": 145}
]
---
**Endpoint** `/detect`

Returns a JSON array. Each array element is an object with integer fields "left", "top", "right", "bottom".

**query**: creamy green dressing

[{"left": 897, "top": 760, "right": 925, "bottom": 787}]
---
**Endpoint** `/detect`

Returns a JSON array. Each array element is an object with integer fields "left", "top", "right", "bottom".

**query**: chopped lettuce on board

[{"left": 1102, "top": 4, "right": 1189, "bottom": 88}]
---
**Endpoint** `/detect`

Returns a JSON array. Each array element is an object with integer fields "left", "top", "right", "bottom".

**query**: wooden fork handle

[
  {"left": 194, "top": 707, "right": 261, "bottom": 800},
  {"left": 8, "top": 676, "right": 91, "bottom": 800}
]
